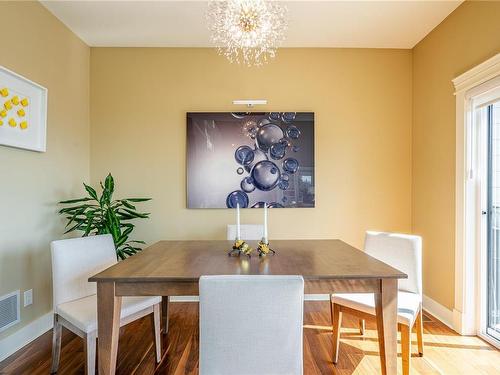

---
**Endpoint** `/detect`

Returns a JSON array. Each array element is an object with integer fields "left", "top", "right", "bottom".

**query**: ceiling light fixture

[{"left": 207, "top": 0, "right": 288, "bottom": 67}]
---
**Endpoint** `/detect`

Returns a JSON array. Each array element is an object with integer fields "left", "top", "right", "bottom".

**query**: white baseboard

[
  {"left": 422, "top": 294, "right": 454, "bottom": 330},
  {"left": 0, "top": 311, "right": 53, "bottom": 362},
  {"left": 304, "top": 294, "right": 330, "bottom": 301},
  {"left": 170, "top": 294, "right": 331, "bottom": 303},
  {"left": 170, "top": 296, "right": 199, "bottom": 302}
]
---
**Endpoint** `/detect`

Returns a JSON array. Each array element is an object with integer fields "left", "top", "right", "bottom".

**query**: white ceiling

[{"left": 41, "top": 0, "right": 463, "bottom": 49}]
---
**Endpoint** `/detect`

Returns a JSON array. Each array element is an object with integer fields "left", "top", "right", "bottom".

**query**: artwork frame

[
  {"left": 0, "top": 66, "right": 48, "bottom": 152},
  {"left": 187, "top": 112, "right": 315, "bottom": 209}
]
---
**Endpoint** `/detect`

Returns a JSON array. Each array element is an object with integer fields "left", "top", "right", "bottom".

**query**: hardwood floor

[{"left": 1, "top": 302, "right": 499, "bottom": 374}]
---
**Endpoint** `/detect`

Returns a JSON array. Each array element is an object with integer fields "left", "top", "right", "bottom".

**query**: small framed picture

[{"left": 0, "top": 66, "right": 47, "bottom": 152}]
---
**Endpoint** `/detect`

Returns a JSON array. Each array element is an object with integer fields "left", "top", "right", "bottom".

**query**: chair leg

[
  {"left": 331, "top": 303, "right": 342, "bottom": 364},
  {"left": 84, "top": 331, "right": 97, "bottom": 375},
  {"left": 400, "top": 324, "right": 411, "bottom": 375},
  {"left": 162, "top": 296, "right": 170, "bottom": 335},
  {"left": 359, "top": 319, "right": 365, "bottom": 335},
  {"left": 329, "top": 295, "right": 333, "bottom": 325},
  {"left": 50, "top": 314, "right": 62, "bottom": 374},
  {"left": 416, "top": 308, "right": 424, "bottom": 357},
  {"left": 152, "top": 303, "right": 162, "bottom": 363}
]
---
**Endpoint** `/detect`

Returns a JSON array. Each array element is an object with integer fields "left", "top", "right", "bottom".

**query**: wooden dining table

[{"left": 89, "top": 239, "right": 407, "bottom": 375}]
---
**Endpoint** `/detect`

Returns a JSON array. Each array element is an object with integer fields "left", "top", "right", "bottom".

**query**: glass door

[{"left": 487, "top": 101, "right": 500, "bottom": 341}]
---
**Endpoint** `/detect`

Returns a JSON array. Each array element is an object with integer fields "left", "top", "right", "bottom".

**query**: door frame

[{"left": 453, "top": 53, "right": 500, "bottom": 338}]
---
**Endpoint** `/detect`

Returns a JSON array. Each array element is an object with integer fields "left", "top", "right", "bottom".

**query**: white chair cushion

[
  {"left": 56, "top": 294, "right": 161, "bottom": 333},
  {"left": 332, "top": 291, "right": 421, "bottom": 326}
]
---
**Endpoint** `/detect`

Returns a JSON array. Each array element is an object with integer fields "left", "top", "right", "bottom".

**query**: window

[
  {"left": 486, "top": 102, "right": 500, "bottom": 341},
  {"left": 472, "top": 85, "right": 500, "bottom": 347}
]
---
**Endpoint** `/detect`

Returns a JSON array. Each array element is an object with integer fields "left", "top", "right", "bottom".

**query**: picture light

[{"left": 232, "top": 99, "right": 268, "bottom": 108}]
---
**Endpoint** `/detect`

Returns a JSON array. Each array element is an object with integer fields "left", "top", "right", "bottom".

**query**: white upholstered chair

[
  {"left": 227, "top": 224, "right": 264, "bottom": 241},
  {"left": 199, "top": 275, "right": 304, "bottom": 375},
  {"left": 50, "top": 235, "right": 162, "bottom": 375},
  {"left": 331, "top": 231, "right": 423, "bottom": 375}
]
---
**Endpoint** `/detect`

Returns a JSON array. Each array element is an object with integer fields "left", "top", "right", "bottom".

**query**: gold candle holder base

[
  {"left": 228, "top": 239, "right": 254, "bottom": 257},
  {"left": 257, "top": 240, "right": 276, "bottom": 257}
]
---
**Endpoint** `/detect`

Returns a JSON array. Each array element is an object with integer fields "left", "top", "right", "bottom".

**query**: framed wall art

[
  {"left": 0, "top": 66, "right": 47, "bottom": 152},
  {"left": 187, "top": 112, "right": 315, "bottom": 208}
]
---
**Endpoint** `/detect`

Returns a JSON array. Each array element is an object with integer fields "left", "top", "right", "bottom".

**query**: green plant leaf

[
  {"left": 116, "top": 235, "right": 128, "bottom": 247},
  {"left": 63, "top": 221, "right": 85, "bottom": 234},
  {"left": 125, "top": 198, "right": 151, "bottom": 202},
  {"left": 122, "top": 208, "right": 150, "bottom": 218},
  {"left": 58, "top": 204, "right": 95, "bottom": 214},
  {"left": 122, "top": 225, "right": 134, "bottom": 237},
  {"left": 83, "top": 214, "right": 94, "bottom": 236},
  {"left": 106, "top": 210, "right": 119, "bottom": 239},
  {"left": 122, "top": 244, "right": 141, "bottom": 253},
  {"left": 116, "top": 212, "right": 135, "bottom": 220},
  {"left": 97, "top": 227, "right": 110, "bottom": 235},
  {"left": 83, "top": 183, "right": 98, "bottom": 200},
  {"left": 116, "top": 249, "right": 126, "bottom": 260},
  {"left": 65, "top": 208, "right": 88, "bottom": 227},
  {"left": 59, "top": 197, "right": 94, "bottom": 204},
  {"left": 105, "top": 173, "right": 114, "bottom": 197},
  {"left": 121, "top": 200, "right": 136, "bottom": 210}
]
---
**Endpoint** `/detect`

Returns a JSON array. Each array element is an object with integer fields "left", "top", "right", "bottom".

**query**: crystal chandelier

[{"left": 207, "top": 0, "right": 288, "bottom": 66}]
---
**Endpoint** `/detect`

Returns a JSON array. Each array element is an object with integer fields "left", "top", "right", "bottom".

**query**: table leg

[
  {"left": 162, "top": 296, "right": 170, "bottom": 335},
  {"left": 374, "top": 278, "right": 398, "bottom": 375},
  {"left": 97, "top": 282, "right": 122, "bottom": 375}
]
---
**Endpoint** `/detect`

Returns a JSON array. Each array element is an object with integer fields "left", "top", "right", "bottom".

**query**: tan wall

[
  {"left": 90, "top": 48, "right": 412, "bottom": 251},
  {"left": 412, "top": 1, "right": 500, "bottom": 309},
  {"left": 6, "top": 0, "right": 494, "bottom": 341},
  {"left": 0, "top": 2, "right": 89, "bottom": 338}
]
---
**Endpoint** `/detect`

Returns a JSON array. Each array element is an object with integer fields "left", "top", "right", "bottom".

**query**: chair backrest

[
  {"left": 199, "top": 275, "right": 304, "bottom": 375},
  {"left": 364, "top": 231, "right": 422, "bottom": 297},
  {"left": 51, "top": 234, "right": 117, "bottom": 307},
  {"left": 226, "top": 224, "right": 264, "bottom": 241}
]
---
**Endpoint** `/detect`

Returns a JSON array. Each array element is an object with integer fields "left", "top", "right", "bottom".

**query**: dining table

[{"left": 89, "top": 239, "right": 407, "bottom": 375}]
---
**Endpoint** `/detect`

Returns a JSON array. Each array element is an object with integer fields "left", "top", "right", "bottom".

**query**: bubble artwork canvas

[{"left": 187, "top": 112, "right": 315, "bottom": 208}]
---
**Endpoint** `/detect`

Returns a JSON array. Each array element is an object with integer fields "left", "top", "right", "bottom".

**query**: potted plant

[{"left": 59, "top": 173, "right": 151, "bottom": 260}]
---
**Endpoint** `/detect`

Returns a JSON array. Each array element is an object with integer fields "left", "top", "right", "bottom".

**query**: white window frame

[{"left": 453, "top": 53, "right": 500, "bottom": 339}]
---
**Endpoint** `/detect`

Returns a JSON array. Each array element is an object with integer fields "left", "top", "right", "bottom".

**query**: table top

[{"left": 89, "top": 240, "right": 407, "bottom": 283}]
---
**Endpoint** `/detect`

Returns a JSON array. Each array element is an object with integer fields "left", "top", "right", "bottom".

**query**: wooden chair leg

[
  {"left": 84, "top": 331, "right": 97, "bottom": 375},
  {"left": 359, "top": 319, "right": 365, "bottom": 335},
  {"left": 152, "top": 303, "right": 162, "bottom": 363},
  {"left": 162, "top": 296, "right": 170, "bottom": 335},
  {"left": 331, "top": 303, "right": 342, "bottom": 364},
  {"left": 50, "top": 314, "right": 62, "bottom": 374},
  {"left": 400, "top": 324, "right": 411, "bottom": 375},
  {"left": 416, "top": 308, "right": 424, "bottom": 357},
  {"left": 329, "top": 295, "right": 333, "bottom": 324}
]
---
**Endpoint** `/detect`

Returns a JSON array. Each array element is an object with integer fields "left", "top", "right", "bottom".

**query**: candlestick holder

[
  {"left": 228, "top": 239, "right": 254, "bottom": 257},
  {"left": 257, "top": 238, "right": 276, "bottom": 257}
]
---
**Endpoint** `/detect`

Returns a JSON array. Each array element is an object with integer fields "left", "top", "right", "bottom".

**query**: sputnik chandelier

[{"left": 207, "top": 0, "right": 288, "bottom": 66}]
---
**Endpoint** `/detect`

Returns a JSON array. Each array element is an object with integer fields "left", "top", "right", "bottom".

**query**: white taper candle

[
  {"left": 236, "top": 202, "right": 241, "bottom": 240},
  {"left": 264, "top": 203, "right": 268, "bottom": 243}
]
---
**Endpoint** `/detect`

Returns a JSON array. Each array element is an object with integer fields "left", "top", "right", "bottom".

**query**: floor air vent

[{"left": 0, "top": 290, "right": 20, "bottom": 333}]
